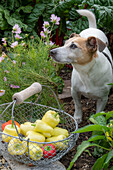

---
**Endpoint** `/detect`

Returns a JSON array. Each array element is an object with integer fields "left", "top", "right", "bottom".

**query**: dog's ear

[
  {"left": 86, "top": 36, "right": 97, "bottom": 52},
  {"left": 86, "top": 36, "right": 106, "bottom": 53},
  {"left": 70, "top": 33, "right": 80, "bottom": 38},
  {"left": 96, "top": 38, "right": 107, "bottom": 52}
]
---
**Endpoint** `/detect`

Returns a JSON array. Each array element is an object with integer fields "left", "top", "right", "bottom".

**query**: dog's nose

[{"left": 50, "top": 49, "right": 57, "bottom": 56}]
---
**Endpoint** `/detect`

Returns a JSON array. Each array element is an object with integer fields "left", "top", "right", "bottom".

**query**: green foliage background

[{"left": 0, "top": 0, "right": 113, "bottom": 41}]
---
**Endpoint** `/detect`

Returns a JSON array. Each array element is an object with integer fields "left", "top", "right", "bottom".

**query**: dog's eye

[{"left": 70, "top": 43, "right": 77, "bottom": 49}]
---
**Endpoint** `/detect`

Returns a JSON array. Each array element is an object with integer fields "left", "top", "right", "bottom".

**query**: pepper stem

[
  {"left": 54, "top": 112, "right": 58, "bottom": 118},
  {"left": 31, "top": 123, "right": 36, "bottom": 127},
  {"left": 44, "top": 145, "right": 52, "bottom": 151}
]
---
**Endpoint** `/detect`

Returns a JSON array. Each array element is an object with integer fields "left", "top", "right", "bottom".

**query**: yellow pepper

[
  {"left": 25, "top": 131, "right": 45, "bottom": 142},
  {"left": 46, "top": 135, "right": 68, "bottom": 150},
  {"left": 42, "top": 132, "right": 51, "bottom": 138},
  {"left": 20, "top": 122, "right": 34, "bottom": 136},
  {"left": 2, "top": 124, "right": 20, "bottom": 143},
  {"left": 52, "top": 127, "right": 69, "bottom": 137},
  {"left": 34, "top": 120, "right": 53, "bottom": 135},
  {"left": 8, "top": 138, "right": 27, "bottom": 155},
  {"left": 42, "top": 110, "right": 60, "bottom": 128},
  {"left": 26, "top": 143, "right": 43, "bottom": 161}
]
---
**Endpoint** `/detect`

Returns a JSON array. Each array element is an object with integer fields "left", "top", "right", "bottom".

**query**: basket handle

[{"left": 12, "top": 82, "right": 42, "bottom": 104}]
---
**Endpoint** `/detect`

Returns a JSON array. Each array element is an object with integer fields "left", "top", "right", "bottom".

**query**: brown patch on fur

[{"left": 66, "top": 37, "right": 97, "bottom": 65}]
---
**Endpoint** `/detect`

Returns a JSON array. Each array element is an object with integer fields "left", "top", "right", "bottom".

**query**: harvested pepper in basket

[
  {"left": 42, "top": 110, "right": 60, "bottom": 128},
  {"left": 20, "top": 122, "right": 35, "bottom": 136},
  {"left": 46, "top": 135, "right": 68, "bottom": 150},
  {"left": 27, "top": 143, "right": 43, "bottom": 161},
  {"left": 25, "top": 131, "right": 45, "bottom": 142},
  {"left": 52, "top": 127, "right": 69, "bottom": 137},
  {"left": 2, "top": 122, "right": 20, "bottom": 143},
  {"left": 8, "top": 138, "right": 27, "bottom": 155},
  {"left": 42, "top": 144, "right": 56, "bottom": 158},
  {"left": 33, "top": 120, "right": 53, "bottom": 135},
  {"left": 2, "top": 120, "right": 20, "bottom": 131}
]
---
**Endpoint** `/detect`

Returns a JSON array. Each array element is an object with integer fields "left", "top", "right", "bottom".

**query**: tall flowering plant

[
  {"left": 0, "top": 15, "right": 64, "bottom": 104},
  {"left": 40, "top": 14, "right": 60, "bottom": 46}
]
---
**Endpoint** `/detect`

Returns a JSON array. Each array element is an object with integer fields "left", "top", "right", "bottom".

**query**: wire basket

[{"left": 0, "top": 82, "right": 79, "bottom": 166}]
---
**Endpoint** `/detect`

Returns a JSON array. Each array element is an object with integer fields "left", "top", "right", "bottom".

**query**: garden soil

[{"left": 59, "top": 67, "right": 113, "bottom": 170}]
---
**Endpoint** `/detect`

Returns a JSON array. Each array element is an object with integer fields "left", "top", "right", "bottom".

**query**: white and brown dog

[{"left": 50, "top": 9, "right": 113, "bottom": 123}]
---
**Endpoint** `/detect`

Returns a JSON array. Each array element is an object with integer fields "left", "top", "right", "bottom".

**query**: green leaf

[
  {"left": 4, "top": 9, "right": 28, "bottom": 30},
  {"left": 27, "top": 4, "right": 45, "bottom": 23},
  {"left": 104, "top": 149, "right": 113, "bottom": 166},
  {"left": 67, "top": 141, "right": 96, "bottom": 170},
  {"left": 16, "top": 6, "right": 33, "bottom": 13},
  {"left": 73, "top": 124, "right": 109, "bottom": 134},
  {"left": 88, "top": 135, "right": 105, "bottom": 142},
  {"left": 67, "top": 140, "right": 110, "bottom": 170},
  {"left": 92, "top": 153, "right": 108, "bottom": 170}
]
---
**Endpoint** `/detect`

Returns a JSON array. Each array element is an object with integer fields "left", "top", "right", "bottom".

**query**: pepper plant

[{"left": 68, "top": 111, "right": 113, "bottom": 170}]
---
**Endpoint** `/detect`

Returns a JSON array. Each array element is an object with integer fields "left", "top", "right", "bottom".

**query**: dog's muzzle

[{"left": 50, "top": 49, "right": 57, "bottom": 57}]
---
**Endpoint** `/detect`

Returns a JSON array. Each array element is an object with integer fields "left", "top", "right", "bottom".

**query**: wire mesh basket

[{"left": 0, "top": 82, "right": 79, "bottom": 166}]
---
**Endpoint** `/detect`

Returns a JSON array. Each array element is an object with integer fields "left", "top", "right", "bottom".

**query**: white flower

[
  {"left": 11, "top": 41, "right": 18, "bottom": 48},
  {"left": 12, "top": 24, "right": 21, "bottom": 34}
]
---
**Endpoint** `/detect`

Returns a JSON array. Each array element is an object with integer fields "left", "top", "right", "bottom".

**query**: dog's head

[{"left": 50, "top": 33, "right": 106, "bottom": 65}]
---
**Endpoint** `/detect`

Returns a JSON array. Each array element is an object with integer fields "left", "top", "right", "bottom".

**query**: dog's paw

[{"left": 74, "top": 117, "right": 82, "bottom": 124}]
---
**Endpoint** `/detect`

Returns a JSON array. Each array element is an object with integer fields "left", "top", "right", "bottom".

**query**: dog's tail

[{"left": 77, "top": 9, "right": 97, "bottom": 28}]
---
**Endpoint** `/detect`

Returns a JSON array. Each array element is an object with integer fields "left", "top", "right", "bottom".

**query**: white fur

[{"left": 50, "top": 9, "right": 113, "bottom": 123}]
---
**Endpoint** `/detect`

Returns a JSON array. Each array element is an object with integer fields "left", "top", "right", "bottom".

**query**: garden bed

[{"left": 59, "top": 68, "right": 113, "bottom": 169}]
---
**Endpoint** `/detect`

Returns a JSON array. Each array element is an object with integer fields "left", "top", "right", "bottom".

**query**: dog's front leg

[
  {"left": 71, "top": 88, "right": 82, "bottom": 123},
  {"left": 96, "top": 97, "right": 108, "bottom": 113}
]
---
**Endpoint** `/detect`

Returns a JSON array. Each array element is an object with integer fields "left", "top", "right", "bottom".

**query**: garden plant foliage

[
  {"left": 0, "top": 0, "right": 113, "bottom": 41},
  {"left": 68, "top": 112, "right": 113, "bottom": 170},
  {"left": 0, "top": 18, "right": 64, "bottom": 105}
]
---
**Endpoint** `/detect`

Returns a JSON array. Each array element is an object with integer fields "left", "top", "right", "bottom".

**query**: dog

[{"left": 50, "top": 9, "right": 113, "bottom": 123}]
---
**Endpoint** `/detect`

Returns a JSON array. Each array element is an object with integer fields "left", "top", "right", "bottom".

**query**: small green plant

[
  {"left": 68, "top": 111, "right": 113, "bottom": 170},
  {"left": 0, "top": 14, "right": 64, "bottom": 105}
]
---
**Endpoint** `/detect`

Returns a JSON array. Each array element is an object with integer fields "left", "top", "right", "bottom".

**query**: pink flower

[
  {"left": 4, "top": 70, "right": 10, "bottom": 73},
  {"left": 40, "top": 31, "right": 46, "bottom": 38},
  {"left": 22, "top": 62, "right": 25, "bottom": 65},
  {"left": 15, "top": 34, "right": 22, "bottom": 40},
  {"left": 50, "top": 14, "right": 60, "bottom": 25},
  {"left": 0, "top": 90, "right": 5, "bottom": 96},
  {"left": 0, "top": 56, "right": 5, "bottom": 62},
  {"left": 11, "top": 41, "right": 18, "bottom": 48},
  {"left": 45, "top": 41, "right": 55, "bottom": 46},
  {"left": 50, "top": 41, "right": 55, "bottom": 46},
  {"left": 10, "top": 84, "right": 20, "bottom": 89},
  {"left": 43, "top": 21, "right": 50, "bottom": 29},
  {"left": 4, "top": 77, "right": 7, "bottom": 82},
  {"left": 12, "top": 60, "right": 16, "bottom": 64},
  {"left": 21, "top": 42, "right": 25, "bottom": 47},
  {"left": 12, "top": 24, "right": 21, "bottom": 34},
  {"left": 43, "top": 28, "right": 51, "bottom": 34},
  {"left": 2, "top": 38, "right": 7, "bottom": 42}
]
